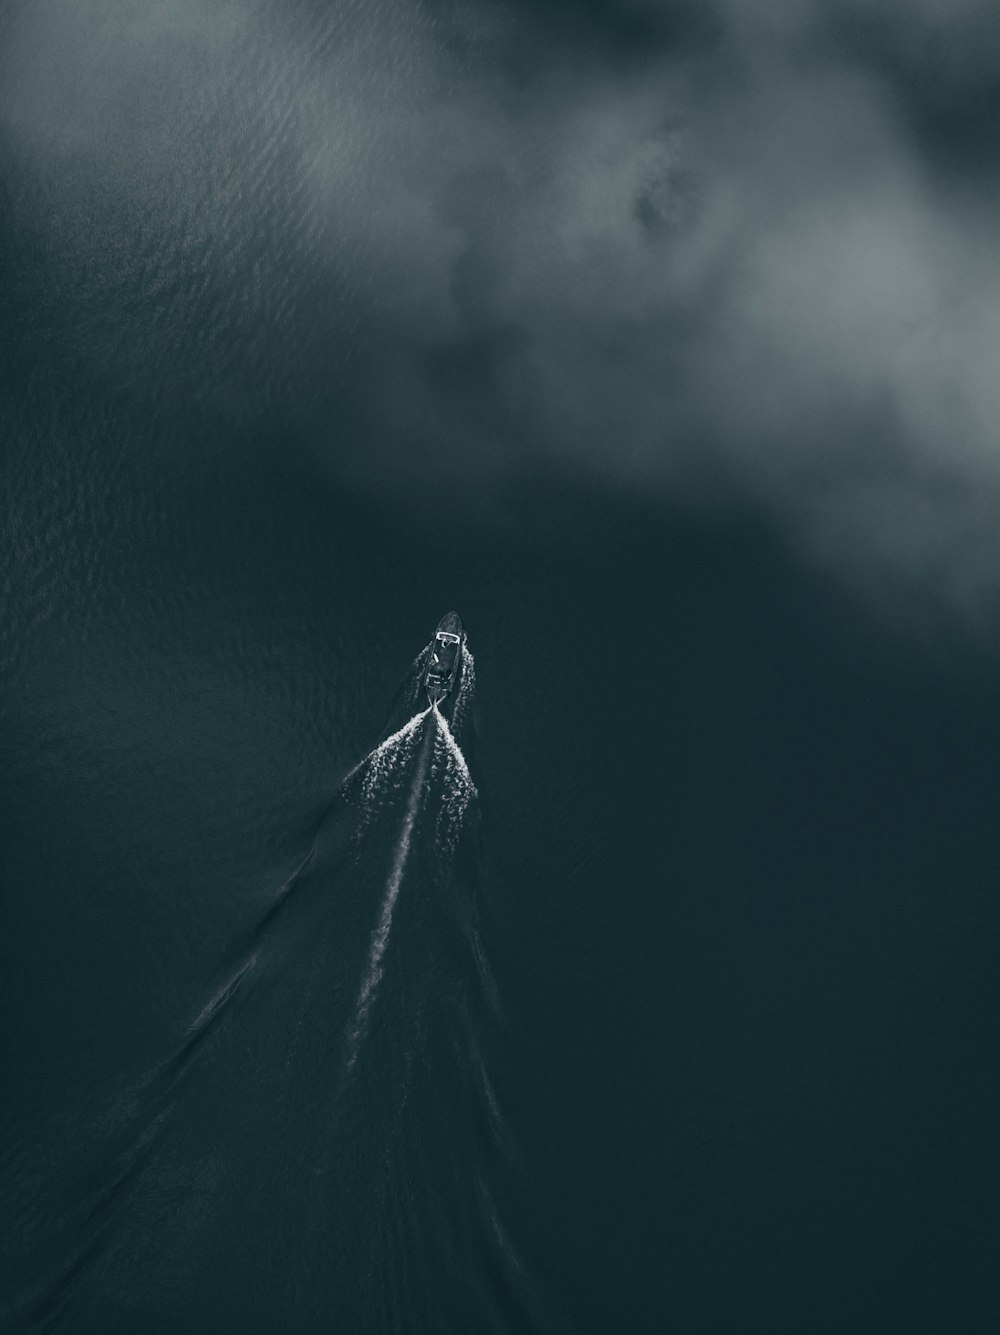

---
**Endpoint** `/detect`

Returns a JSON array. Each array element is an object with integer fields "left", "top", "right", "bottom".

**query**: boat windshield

[{"left": 430, "top": 634, "right": 459, "bottom": 674}]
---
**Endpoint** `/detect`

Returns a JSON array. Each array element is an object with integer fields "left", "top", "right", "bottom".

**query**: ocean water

[
  {"left": 3, "top": 3, "right": 1000, "bottom": 1332},
  {"left": 4, "top": 457, "right": 999, "bottom": 1332}
]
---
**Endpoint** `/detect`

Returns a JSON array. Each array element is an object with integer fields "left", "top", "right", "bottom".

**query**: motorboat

[{"left": 424, "top": 612, "right": 465, "bottom": 705}]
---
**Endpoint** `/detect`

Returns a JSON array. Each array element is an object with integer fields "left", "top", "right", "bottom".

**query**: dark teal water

[{"left": 3, "top": 3, "right": 1000, "bottom": 1331}]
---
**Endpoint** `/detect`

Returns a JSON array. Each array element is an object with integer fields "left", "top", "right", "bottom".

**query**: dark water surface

[{"left": 3, "top": 3, "right": 1000, "bottom": 1331}]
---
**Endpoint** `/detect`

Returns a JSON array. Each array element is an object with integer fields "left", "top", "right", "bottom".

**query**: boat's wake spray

[
  {"left": 430, "top": 699, "right": 477, "bottom": 856},
  {"left": 344, "top": 717, "right": 434, "bottom": 1070},
  {"left": 446, "top": 641, "right": 476, "bottom": 738},
  {"left": 357, "top": 706, "right": 432, "bottom": 834},
  {"left": 343, "top": 638, "right": 477, "bottom": 1068}
]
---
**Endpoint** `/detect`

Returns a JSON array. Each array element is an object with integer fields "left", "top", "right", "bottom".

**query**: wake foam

[
  {"left": 358, "top": 706, "right": 431, "bottom": 830},
  {"left": 430, "top": 704, "right": 478, "bottom": 856},
  {"left": 449, "top": 642, "right": 476, "bottom": 738},
  {"left": 343, "top": 657, "right": 478, "bottom": 1066},
  {"left": 345, "top": 716, "right": 433, "bottom": 1070}
]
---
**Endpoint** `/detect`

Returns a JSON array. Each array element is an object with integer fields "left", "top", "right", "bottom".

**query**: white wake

[
  {"left": 343, "top": 643, "right": 478, "bottom": 1066},
  {"left": 345, "top": 716, "right": 433, "bottom": 1069}
]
